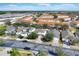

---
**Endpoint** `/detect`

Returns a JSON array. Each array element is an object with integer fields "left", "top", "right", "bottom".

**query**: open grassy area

[
  {"left": 8, "top": 48, "right": 32, "bottom": 56},
  {"left": 36, "top": 50, "right": 48, "bottom": 56},
  {"left": 10, "top": 36, "right": 16, "bottom": 40},
  {"left": 69, "top": 27, "right": 77, "bottom": 33},
  {"left": 0, "top": 25, "right": 6, "bottom": 29},
  {"left": 18, "top": 50, "right": 32, "bottom": 56},
  {"left": 0, "top": 25, "right": 6, "bottom": 36}
]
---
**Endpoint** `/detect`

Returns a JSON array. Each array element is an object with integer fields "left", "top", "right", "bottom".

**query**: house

[
  {"left": 16, "top": 27, "right": 36, "bottom": 37},
  {"left": 72, "top": 20, "right": 79, "bottom": 28},
  {"left": 16, "top": 27, "right": 27, "bottom": 36},
  {"left": 0, "top": 19, "right": 9, "bottom": 25},
  {"left": 5, "top": 26, "right": 16, "bottom": 35},
  {"left": 28, "top": 28, "right": 36, "bottom": 33},
  {"left": 10, "top": 18, "right": 17, "bottom": 24},
  {"left": 35, "top": 29, "right": 48, "bottom": 36},
  {"left": 0, "top": 22, "right": 5, "bottom": 25}
]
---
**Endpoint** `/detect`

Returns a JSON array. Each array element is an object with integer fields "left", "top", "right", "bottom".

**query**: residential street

[{"left": 0, "top": 39, "right": 79, "bottom": 56}]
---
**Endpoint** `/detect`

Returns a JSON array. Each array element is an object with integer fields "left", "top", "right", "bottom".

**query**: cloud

[
  {"left": 0, "top": 3, "right": 79, "bottom": 11},
  {"left": 49, "top": 4, "right": 79, "bottom": 11},
  {"left": 8, "top": 4, "right": 17, "bottom": 7},
  {"left": 0, "top": 4, "right": 35, "bottom": 11},
  {"left": 37, "top": 3, "right": 51, "bottom": 7}
]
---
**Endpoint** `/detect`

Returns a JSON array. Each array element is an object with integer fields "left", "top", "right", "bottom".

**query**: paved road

[
  {"left": 35, "top": 35, "right": 43, "bottom": 43},
  {"left": 0, "top": 39, "right": 79, "bottom": 56}
]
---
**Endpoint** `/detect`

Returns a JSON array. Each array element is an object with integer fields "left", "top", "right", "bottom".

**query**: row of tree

[{"left": 18, "top": 31, "right": 54, "bottom": 42}]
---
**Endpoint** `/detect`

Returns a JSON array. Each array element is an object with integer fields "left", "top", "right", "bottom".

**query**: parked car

[{"left": 64, "top": 40, "right": 73, "bottom": 45}]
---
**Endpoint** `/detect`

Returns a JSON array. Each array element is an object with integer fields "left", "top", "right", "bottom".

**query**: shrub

[
  {"left": 9, "top": 48, "right": 20, "bottom": 56},
  {"left": 36, "top": 50, "right": 48, "bottom": 56},
  {"left": 18, "top": 35, "right": 24, "bottom": 39},
  {"left": 0, "top": 25, "right": 6, "bottom": 36},
  {"left": 0, "top": 40, "right": 5, "bottom": 45},
  {"left": 55, "top": 47, "right": 66, "bottom": 56},
  {"left": 41, "top": 32, "right": 53, "bottom": 42},
  {"left": 27, "top": 32, "right": 38, "bottom": 39}
]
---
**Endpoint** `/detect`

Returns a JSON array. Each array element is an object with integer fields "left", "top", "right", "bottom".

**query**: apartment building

[{"left": 35, "top": 13, "right": 68, "bottom": 25}]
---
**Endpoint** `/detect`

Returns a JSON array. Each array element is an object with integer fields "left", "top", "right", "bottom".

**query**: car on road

[
  {"left": 23, "top": 47, "right": 31, "bottom": 50},
  {"left": 48, "top": 50, "right": 58, "bottom": 56},
  {"left": 22, "top": 40, "right": 28, "bottom": 42}
]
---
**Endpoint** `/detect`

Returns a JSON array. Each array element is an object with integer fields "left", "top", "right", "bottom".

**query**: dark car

[
  {"left": 22, "top": 40, "right": 28, "bottom": 42},
  {"left": 48, "top": 50, "right": 58, "bottom": 56},
  {"left": 23, "top": 47, "right": 31, "bottom": 50}
]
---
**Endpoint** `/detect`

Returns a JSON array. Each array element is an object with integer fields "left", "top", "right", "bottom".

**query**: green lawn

[
  {"left": 8, "top": 48, "right": 32, "bottom": 56},
  {"left": 10, "top": 36, "right": 16, "bottom": 40},
  {"left": 0, "top": 25, "right": 6, "bottom": 36},
  {"left": 18, "top": 50, "right": 32, "bottom": 56},
  {"left": 69, "top": 27, "right": 77, "bottom": 33},
  {"left": 0, "top": 25, "right": 6, "bottom": 30}
]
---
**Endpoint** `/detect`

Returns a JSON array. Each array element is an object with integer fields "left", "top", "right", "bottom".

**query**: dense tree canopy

[
  {"left": 13, "top": 22, "right": 30, "bottom": 27},
  {"left": 27, "top": 32, "right": 38, "bottom": 39}
]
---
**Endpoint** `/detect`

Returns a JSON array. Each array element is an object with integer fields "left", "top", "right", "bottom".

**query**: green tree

[
  {"left": 0, "top": 25, "right": 6, "bottom": 36},
  {"left": 42, "top": 24, "right": 48, "bottom": 29},
  {"left": 0, "top": 30, "right": 5, "bottom": 36},
  {"left": 18, "top": 35, "right": 24, "bottom": 39},
  {"left": 41, "top": 32, "right": 53, "bottom": 42},
  {"left": 13, "top": 22, "right": 22, "bottom": 27},
  {"left": 9, "top": 48, "right": 20, "bottom": 56},
  {"left": 56, "top": 47, "right": 66, "bottom": 56},
  {"left": 36, "top": 50, "right": 48, "bottom": 56},
  {"left": 13, "top": 22, "right": 30, "bottom": 27},
  {"left": 0, "top": 40, "right": 5, "bottom": 45},
  {"left": 27, "top": 32, "right": 38, "bottom": 39},
  {"left": 5, "top": 21, "right": 11, "bottom": 25},
  {"left": 31, "top": 24, "right": 42, "bottom": 28}
]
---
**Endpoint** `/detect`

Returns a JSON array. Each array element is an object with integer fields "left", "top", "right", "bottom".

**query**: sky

[{"left": 0, "top": 3, "right": 79, "bottom": 11}]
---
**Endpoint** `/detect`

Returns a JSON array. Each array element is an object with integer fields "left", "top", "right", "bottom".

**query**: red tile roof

[
  {"left": 18, "top": 16, "right": 33, "bottom": 23},
  {"left": 73, "top": 20, "right": 79, "bottom": 24}
]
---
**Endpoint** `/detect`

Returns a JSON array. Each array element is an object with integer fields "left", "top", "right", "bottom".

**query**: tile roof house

[
  {"left": 72, "top": 20, "right": 79, "bottom": 27},
  {"left": 17, "top": 16, "right": 33, "bottom": 23}
]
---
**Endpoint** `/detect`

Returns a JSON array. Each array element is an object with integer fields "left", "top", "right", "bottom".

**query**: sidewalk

[
  {"left": 35, "top": 35, "right": 42, "bottom": 43},
  {"left": 0, "top": 47, "right": 11, "bottom": 56}
]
